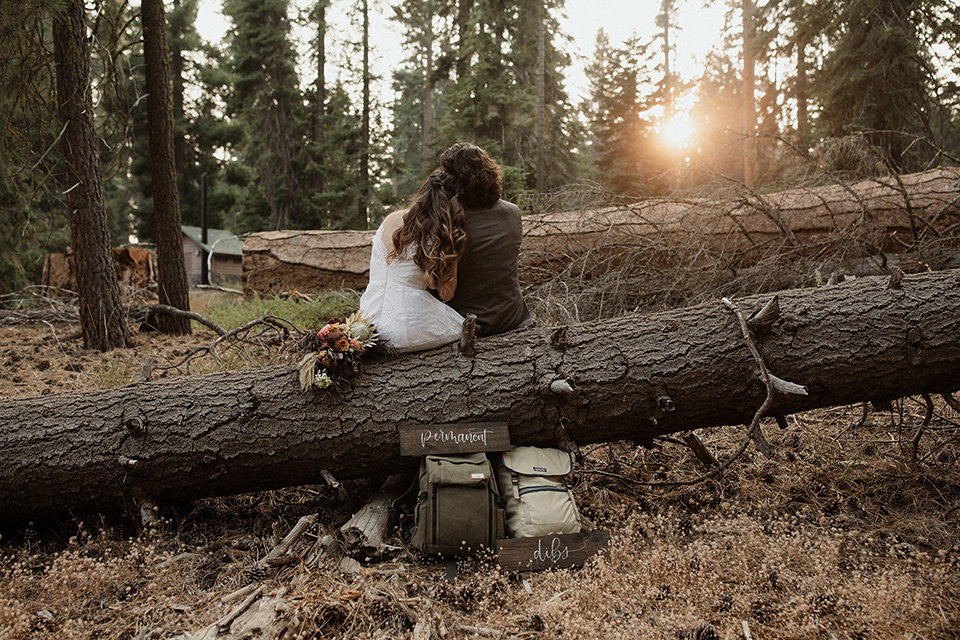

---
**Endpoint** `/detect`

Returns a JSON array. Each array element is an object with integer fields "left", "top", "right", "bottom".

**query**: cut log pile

[
  {"left": 43, "top": 247, "right": 159, "bottom": 292},
  {"left": 242, "top": 169, "right": 960, "bottom": 299},
  {"left": 2, "top": 268, "right": 959, "bottom": 523}
]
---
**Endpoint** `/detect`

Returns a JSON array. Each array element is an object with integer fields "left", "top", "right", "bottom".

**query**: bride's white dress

[{"left": 358, "top": 224, "right": 465, "bottom": 352}]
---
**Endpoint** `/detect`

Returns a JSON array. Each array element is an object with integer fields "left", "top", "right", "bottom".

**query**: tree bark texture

[
  {"left": 143, "top": 0, "right": 192, "bottom": 334},
  {"left": 53, "top": 0, "right": 129, "bottom": 351},
  {"left": 241, "top": 169, "right": 960, "bottom": 299},
  {"left": 2, "top": 269, "right": 959, "bottom": 522}
]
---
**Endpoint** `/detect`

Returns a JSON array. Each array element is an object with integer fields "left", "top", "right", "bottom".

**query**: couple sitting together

[{"left": 358, "top": 142, "right": 532, "bottom": 352}]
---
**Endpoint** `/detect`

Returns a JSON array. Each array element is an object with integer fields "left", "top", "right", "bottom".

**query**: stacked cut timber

[
  {"left": 42, "top": 247, "right": 158, "bottom": 293},
  {"left": 242, "top": 169, "right": 960, "bottom": 299}
]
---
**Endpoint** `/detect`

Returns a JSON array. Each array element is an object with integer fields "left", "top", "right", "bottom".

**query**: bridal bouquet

[{"left": 297, "top": 311, "right": 380, "bottom": 391}]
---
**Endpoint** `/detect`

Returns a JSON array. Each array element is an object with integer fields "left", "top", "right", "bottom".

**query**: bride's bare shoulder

[
  {"left": 379, "top": 209, "right": 407, "bottom": 255},
  {"left": 383, "top": 209, "right": 407, "bottom": 229}
]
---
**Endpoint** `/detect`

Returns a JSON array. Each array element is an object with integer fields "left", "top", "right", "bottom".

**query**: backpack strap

[{"left": 390, "top": 468, "right": 422, "bottom": 532}]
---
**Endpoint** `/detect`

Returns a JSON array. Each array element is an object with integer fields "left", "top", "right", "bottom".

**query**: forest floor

[{"left": 1, "top": 304, "right": 960, "bottom": 640}]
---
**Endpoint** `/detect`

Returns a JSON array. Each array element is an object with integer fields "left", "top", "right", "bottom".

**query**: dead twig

[{"left": 153, "top": 314, "right": 296, "bottom": 372}]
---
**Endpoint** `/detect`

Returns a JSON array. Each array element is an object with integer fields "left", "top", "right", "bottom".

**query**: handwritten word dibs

[
  {"left": 533, "top": 536, "right": 571, "bottom": 564},
  {"left": 420, "top": 427, "right": 491, "bottom": 449}
]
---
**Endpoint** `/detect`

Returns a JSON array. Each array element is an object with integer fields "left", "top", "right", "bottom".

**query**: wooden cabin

[{"left": 181, "top": 226, "right": 243, "bottom": 287}]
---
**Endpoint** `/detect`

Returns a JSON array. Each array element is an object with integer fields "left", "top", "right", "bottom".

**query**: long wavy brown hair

[
  {"left": 390, "top": 168, "right": 467, "bottom": 290},
  {"left": 391, "top": 143, "right": 502, "bottom": 289}
]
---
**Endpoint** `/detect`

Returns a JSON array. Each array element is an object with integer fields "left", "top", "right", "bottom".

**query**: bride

[{"left": 358, "top": 164, "right": 468, "bottom": 352}]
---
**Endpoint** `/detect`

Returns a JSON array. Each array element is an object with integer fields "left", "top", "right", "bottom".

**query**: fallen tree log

[
  {"left": 242, "top": 169, "right": 960, "bottom": 298},
  {"left": 2, "top": 269, "right": 959, "bottom": 523}
]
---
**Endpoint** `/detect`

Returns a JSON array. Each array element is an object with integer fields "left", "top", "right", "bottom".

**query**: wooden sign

[
  {"left": 497, "top": 530, "right": 611, "bottom": 573},
  {"left": 398, "top": 422, "right": 511, "bottom": 457}
]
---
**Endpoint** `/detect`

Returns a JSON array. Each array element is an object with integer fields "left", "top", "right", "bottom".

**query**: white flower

[
  {"left": 314, "top": 370, "right": 334, "bottom": 389},
  {"left": 342, "top": 310, "right": 379, "bottom": 347}
]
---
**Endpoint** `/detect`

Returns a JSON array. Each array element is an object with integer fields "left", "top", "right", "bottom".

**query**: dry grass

[{"left": 1, "top": 398, "right": 958, "bottom": 639}]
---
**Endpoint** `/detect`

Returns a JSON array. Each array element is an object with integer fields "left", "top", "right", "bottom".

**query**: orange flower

[
  {"left": 319, "top": 350, "right": 335, "bottom": 369},
  {"left": 334, "top": 336, "right": 350, "bottom": 352},
  {"left": 325, "top": 329, "right": 344, "bottom": 347},
  {"left": 350, "top": 339, "right": 365, "bottom": 354}
]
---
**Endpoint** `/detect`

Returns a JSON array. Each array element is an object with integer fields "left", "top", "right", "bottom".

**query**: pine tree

[
  {"left": 167, "top": 0, "right": 205, "bottom": 225},
  {"left": 584, "top": 30, "right": 660, "bottom": 195},
  {"left": 298, "top": 0, "right": 364, "bottom": 229},
  {"left": 812, "top": 0, "right": 946, "bottom": 172},
  {"left": 224, "top": 0, "right": 301, "bottom": 231},
  {"left": 389, "top": 0, "right": 454, "bottom": 197},
  {"left": 0, "top": 3, "right": 72, "bottom": 293},
  {"left": 143, "top": 0, "right": 192, "bottom": 333},
  {"left": 53, "top": 0, "right": 129, "bottom": 350},
  {"left": 511, "top": 0, "right": 585, "bottom": 194},
  {"left": 431, "top": 0, "right": 583, "bottom": 196},
  {"left": 357, "top": 0, "right": 371, "bottom": 229}
]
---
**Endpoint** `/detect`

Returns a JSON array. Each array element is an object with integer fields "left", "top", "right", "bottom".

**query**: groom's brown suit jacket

[{"left": 447, "top": 199, "right": 532, "bottom": 337}]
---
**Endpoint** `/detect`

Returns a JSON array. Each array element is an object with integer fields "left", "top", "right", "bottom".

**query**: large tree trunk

[
  {"left": 241, "top": 168, "right": 960, "bottom": 299},
  {"left": 2, "top": 269, "right": 959, "bottom": 523},
  {"left": 357, "top": 0, "right": 370, "bottom": 229},
  {"left": 143, "top": 0, "right": 192, "bottom": 334},
  {"left": 741, "top": 0, "right": 756, "bottom": 186},
  {"left": 53, "top": 0, "right": 129, "bottom": 351},
  {"left": 313, "top": 0, "right": 327, "bottom": 146}
]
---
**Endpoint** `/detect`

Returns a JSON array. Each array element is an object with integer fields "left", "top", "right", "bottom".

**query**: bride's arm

[{"left": 438, "top": 263, "right": 458, "bottom": 302}]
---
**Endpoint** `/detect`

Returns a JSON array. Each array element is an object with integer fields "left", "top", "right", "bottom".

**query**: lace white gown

[{"left": 358, "top": 224, "right": 465, "bottom": 352}]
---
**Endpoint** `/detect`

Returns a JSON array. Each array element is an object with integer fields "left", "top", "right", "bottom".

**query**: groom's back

[{"left": 448, "top": 199, "right": 531, "bottom": 337}]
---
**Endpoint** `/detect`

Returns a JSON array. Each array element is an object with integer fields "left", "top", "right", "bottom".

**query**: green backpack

[{"left": 410, "top": 453, "right": 505, "bottom": 556}]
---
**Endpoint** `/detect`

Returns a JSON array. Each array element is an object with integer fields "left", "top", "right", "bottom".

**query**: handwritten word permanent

[{"left": 420, "top": 427, "right": 491, "bottom": 449}]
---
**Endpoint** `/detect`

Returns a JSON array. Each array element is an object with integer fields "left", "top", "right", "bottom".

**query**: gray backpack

[
  {"left": 410, "top": 453, "right": 505, "bottom": 556},
  {"left": 496, "top": 446, "right": 588, "bottom": 538}
]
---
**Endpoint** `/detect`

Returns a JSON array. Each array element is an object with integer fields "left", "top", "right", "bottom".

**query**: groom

[{"left": 440, "top": 143, "right": 532, "bottom": 337}]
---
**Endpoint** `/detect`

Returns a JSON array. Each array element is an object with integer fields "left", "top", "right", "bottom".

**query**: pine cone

[
  {"left": 242, "top": 563, "right": 270, "bottom": 582},
  {"left": 676, "top": 622, "right": 720, "bottom": 640}
]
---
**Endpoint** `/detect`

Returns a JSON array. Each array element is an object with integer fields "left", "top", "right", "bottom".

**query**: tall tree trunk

[
  {"left": 357, "top": 0, "right": 370, "bottom": 229},
  {"left": 741, "top": 0, "right": 756, "bottom": 187},
  {"left": 422, "top": 0, "right": 434, "bottom": 173},
  {"left": 795, "top": 37, "right": 809, "bottom": 145},
  {"left": 535, "top": 0, "right": 545, "bottom": 194},
  {"left": 2, "top": 269, "right": 959, "bottom": 522},
  {"left": 456, "top": 0, "right": 470, "bottom": 80},
  {"left": 661, "top": 0, "right": 673, "bottom": 120},
  {"left": 52, "top": 0, "right": 129, "bottom": 351},
  {"left": 171, "top": 0, "right": 186, "bottom": 180},
  {"left": 143, "top": 0, "right": 192, "bottom": 334},
  {"left": 313, "top": 0, "right": 327, "bottom": 145}
]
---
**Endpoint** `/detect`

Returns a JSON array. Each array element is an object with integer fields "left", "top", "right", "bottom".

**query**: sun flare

[{"left": 659, "top": 113, "right": 694, "bottom": 149}]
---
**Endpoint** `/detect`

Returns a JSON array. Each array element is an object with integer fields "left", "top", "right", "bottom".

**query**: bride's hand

[{"left": 438, "top": 265, "right": 458, "bottom": 302}]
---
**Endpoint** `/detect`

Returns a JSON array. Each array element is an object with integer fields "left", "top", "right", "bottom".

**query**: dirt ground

[
  {"left": 0, "top": 323, "right": 218, "bottom": 400},
  {"left": 1, "top": 311, "right": 960, "bottom": 639}
]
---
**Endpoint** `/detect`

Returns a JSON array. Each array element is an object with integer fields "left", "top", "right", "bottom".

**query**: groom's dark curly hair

[
  {"left": 391, "top": 143, "right": 503, "bottom": 294},
  {"left": 440, "top": 142, "right": 503, "bottom": 209}
]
